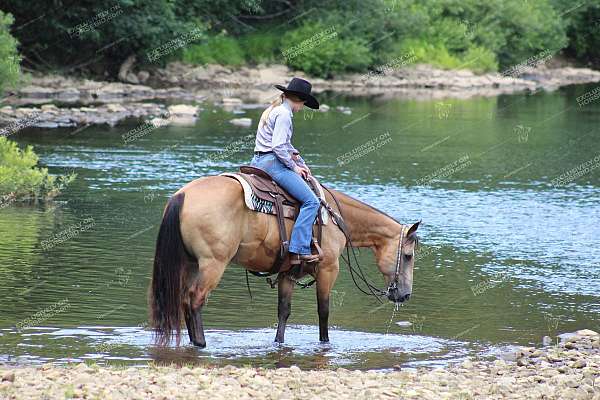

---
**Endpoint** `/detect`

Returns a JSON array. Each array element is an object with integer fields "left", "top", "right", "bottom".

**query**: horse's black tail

[{"left": 149, "top": 192, "right": 186, "bottom": 346}]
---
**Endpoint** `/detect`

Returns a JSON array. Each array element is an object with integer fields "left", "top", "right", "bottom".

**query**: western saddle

[{"left": 224, "top": 165, "right": 325, "bottom": 276}]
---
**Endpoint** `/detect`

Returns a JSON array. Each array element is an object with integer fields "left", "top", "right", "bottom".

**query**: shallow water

[{"left": 1, "top": 84, "right": 599, "bottom": 369}]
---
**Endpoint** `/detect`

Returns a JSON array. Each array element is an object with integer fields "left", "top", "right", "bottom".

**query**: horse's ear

[{"left": 407, "top": 220, "right": 421, "bottom": 237}]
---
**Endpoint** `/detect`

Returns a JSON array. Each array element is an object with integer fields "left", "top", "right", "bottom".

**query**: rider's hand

[{"left": 293, "top": 165, "right": 310, "bottom": 179}]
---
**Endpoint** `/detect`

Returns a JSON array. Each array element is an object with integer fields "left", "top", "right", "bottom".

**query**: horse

[{"left": 149, "top": 175, "right": 420, "bottom": 347}]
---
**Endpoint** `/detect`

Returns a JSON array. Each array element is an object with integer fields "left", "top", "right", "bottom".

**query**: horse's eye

[{"left": 404, "top": 253, "right": 413, "bottom": 260}]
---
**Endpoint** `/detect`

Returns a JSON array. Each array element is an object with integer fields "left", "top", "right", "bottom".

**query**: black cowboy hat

[{"left": 275, "top": 77, "right": 319, "bottom": 109}]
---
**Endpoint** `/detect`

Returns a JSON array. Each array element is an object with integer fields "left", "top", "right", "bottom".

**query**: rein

[
  {"left": 245, "top": 184, "right": 407, "bottom": 301},
  {"left": 322, "top": 185, "right": 405, "bottom": 303}
]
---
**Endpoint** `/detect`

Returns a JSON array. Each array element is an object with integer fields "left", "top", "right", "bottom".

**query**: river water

[{"left": 1, "top": 85, "right": 599, "bottom": 370}]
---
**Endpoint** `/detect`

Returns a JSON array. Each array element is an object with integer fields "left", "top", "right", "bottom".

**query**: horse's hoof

[{"left": 191, "top": 340, "right": 206, "bottom": 348}]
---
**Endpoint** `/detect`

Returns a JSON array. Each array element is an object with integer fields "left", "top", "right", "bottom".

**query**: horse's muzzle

[{"left": 387, "top": 288, "right": 411, "bottom": 303}]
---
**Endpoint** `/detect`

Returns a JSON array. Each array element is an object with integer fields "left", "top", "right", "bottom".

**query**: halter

[{"left": 387, "top": 225, "right": 409, "bottom": 295}]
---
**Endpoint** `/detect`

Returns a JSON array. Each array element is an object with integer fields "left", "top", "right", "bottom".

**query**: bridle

[
  {"left": 387, "top": 225, "right": 410, "bottom": 297},
  {"left": 321, "top": 185, "right": 413, "bottom": 303}
]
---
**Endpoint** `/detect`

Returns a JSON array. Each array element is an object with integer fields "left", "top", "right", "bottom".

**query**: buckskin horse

[{"left": 149, "top": 173, "right": 420, "bottom": 347}]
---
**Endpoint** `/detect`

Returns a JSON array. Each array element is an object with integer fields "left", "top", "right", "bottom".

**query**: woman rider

[{"left": 250, "top": 77, "right": 321, "bottom": 264}]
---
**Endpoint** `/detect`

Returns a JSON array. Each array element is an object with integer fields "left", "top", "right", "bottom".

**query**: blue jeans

[{"left": 250, "top": 153, "right": 320, "bottom": 255}]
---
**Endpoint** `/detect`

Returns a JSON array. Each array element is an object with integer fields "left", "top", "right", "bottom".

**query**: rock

[
  {"left": 222, "top": 98, "right": 243, "bottom": 105},
  {"left": 148, "top": 117, "right": 171, "bottom": 128},
  {"left": 576, "top": 329, "right": 599, "bottom": 337},
  {"left": 125, "top": 72, "right": 140, "bottom": 84},
  {"left": 336, "top": 106, "right": 352, "bottom": 115},
  {"left": 168, "top": 104, "right": 199, "bottom": 116},
  {"left": 557, "top": 365, "right": 570, "bottom": 373},
  {"left": 40, "top": 104, "right": 59, "bottom": 112},
  {"left": 517, "top": 358, "right": 529, "bottom": 367},
  {"left": 1, "top": 371, "right": 14, "bottom": 382},
  {"left": 571, "top": 359, "right": 586, "bottom": 369},
  {"left": 167, "top": 104, "right": 199, "bottom": 126},
  {"left": 229, "top": 118, "right": 252, "bottom": 127},
  {"left": 137, "top": 71, "right": 150, "bottom": 83},
  {"left": 531, "top": 349, "right": 545, "bottom": 358},
  {"left": 396, "top": 321, "right": 412, "bottom": 327},
  {"left": 542, "top": 369, "right": 559, "bottom": 377},
  {"left": 107, "top": 104, "right": 127, "bottom": 113},
  {"left": 319, "top": 104, "right": 330, "bottom": 112}
]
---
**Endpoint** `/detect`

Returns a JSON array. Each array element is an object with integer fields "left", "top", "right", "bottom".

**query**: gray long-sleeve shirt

[{"left": 254, "top": 99, "right": 306, "bottom": 170}]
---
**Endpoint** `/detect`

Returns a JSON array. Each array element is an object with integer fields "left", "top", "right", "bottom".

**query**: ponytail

[{"left": 259, "top": 93, "right": 285, "bottom": 127}]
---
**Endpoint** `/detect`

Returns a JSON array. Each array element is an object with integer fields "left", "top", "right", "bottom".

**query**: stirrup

[{"left": 289, "top": 252, "right": 320, "bottom": 265}]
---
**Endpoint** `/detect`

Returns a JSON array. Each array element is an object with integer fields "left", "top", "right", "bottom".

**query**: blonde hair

[{"left": 259, "top": 93, "right": 303, "bottom": 127}]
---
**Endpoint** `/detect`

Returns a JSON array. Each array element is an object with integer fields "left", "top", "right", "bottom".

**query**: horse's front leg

[
  {"left": 316, "top": 265, "right": 339, "bottom": 342},
  {"left": 275, "top": 273, "right": 295, "bottom": 343}
]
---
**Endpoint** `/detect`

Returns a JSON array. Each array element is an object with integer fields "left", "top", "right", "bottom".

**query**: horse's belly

[{"left": 232, "top": 212, "right": 292, "bottom": 272}]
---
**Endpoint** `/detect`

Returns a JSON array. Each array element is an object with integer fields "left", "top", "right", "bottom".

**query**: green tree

[
  {"left": 2, "top": 0, "right": 199, "bottom": 76},
  {"left": 551, "top": 1, "right": 600, "bottom": 67},
  {"left": 0, "top": 10, "right": 21, "bottom": 95}
]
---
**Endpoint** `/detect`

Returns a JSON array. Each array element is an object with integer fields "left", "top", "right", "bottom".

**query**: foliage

[
  {"left": 436, "top": 0, "right": 567, "bottom": 69},
  {"left": 0, "top": 10, "right": 21, "bottom": 95},
  {"left": 551, "top": 1, "right": 600, "bottom": 66},
  {"left": 240, "top": 31, "right": 282, "bottom": 64},
  {"left": 2, "top": 0, "right": 198, "bottom": 75},
  {"left": 183, "top": 33, "right": 245, "bottom": 66},
  {"left": 0, "top": 137, "right": 76, "bottom": 201},
  {"left": 393, "top": 39, "right": 497, "bottom": 73},
  {"left": 2, "top": 0, "right": 599, "bottom": 78},
  {"left": 281, "top": 22, "right": 372, "bottom": 78}
]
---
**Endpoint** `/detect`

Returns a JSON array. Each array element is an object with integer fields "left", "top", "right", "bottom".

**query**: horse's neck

[{"left": 332, "top": 189, "right": 400, "bottom": 247}]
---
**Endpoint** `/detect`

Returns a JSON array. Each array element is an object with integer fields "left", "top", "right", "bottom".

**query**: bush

[
  {"left": 281, "top": 22, "right": 372, "bottom": 78},
  {"left": 183, "top": 33, "right": 245, "bottom": 66},
  {"left": 0, "top": 137, "right": 76, "bottom": 201},
  {"left": 461, "top": 46, "right": 498, "bottom": 73},
  {"left": 390, "top": 38, "right": 497, "bottom": 73},
  {"left": 0, "top": 11, "right": 21, "bottom": 95},
  {"left": 240, "top": 31, "right": 281, "bottom": 64}
]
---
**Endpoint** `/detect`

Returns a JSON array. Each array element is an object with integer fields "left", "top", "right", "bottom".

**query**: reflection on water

[{"left": 1, "top": 86, "right": 599, "bottom": 369}]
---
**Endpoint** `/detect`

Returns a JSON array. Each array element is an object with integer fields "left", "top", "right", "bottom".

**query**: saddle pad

[{"left": 221, "top": 172, "right": 329, "bottom": 224}]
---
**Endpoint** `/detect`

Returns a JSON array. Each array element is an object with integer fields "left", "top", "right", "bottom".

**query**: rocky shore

[
  {"left": 1, "top": 62, "right": 600, "bottom": 132},
  {"left": 1, "top": 329, "right": 599, "bottom": 399}
]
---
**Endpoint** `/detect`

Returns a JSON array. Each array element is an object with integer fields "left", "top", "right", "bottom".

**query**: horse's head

[{"left": 375, "top": 221, "right": 420, "bottom": 303}]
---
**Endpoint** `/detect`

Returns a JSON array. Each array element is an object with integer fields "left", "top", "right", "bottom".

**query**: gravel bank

[{"left": 1, "top": 330, "right": 599, "bottom": 399}]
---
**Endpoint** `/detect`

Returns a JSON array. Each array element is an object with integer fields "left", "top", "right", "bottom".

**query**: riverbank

[
  {"left": 1, "top": 62, "right": 599, "bottom": 132},
  {"left": 1, "top": 329, "right": 599, "bottom": 399}
]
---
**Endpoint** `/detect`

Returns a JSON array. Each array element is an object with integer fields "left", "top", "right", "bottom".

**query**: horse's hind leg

[
  {"left": 184, "top": 258, "right": 227, "bottom": 348},
  {"left": 275, "top": 273, "right": 295, "bottom": 343},
  {"left": 184, "top": 303, "right": 205, "bottom": 347}
]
